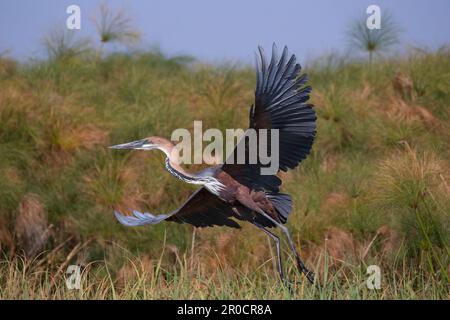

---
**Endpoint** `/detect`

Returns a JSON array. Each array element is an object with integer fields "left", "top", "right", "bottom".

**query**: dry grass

[
  {"left": 0, "top": 243, "right": 446, "bottom": 300},
  {"left": 14, "top": 194, "right": 49, "bottom": 257}
]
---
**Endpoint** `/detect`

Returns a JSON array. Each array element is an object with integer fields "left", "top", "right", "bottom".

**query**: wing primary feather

[
  {"left": 264, "top": 43, "right": 278, "bottom": 93},
  {"left": 268, "top": 46, "right": 289, "bottom": 93},
  {"left": 271, "top": 54, "right": 297, "bottom": 94},
  {"left": 258, "top": 46, "right": 269, "bottom": 92},
  {"left": 254, "top": 52, "right": 263, "bottom": 96},
  {"left": 269, "top": 73, "right": 308, "bottom": 106}
]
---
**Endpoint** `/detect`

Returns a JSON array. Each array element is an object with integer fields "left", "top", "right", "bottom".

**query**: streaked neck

[
  {"left": 164, "top": 157, "right": 225, "bottom": 196},
  {"left": 155, "top": 144, "right": 199, "bottom": 183},
  {"left": 164, "top": 158, "right": 204, "bottom": 185}
]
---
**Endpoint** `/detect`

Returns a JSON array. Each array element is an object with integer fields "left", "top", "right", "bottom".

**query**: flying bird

[{"left": 110, "top": 44, "right": 316, "bottom": 284}]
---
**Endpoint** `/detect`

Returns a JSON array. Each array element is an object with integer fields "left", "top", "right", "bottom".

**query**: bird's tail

[
  {"left": 114, "top": 210, "right": 170, "bottom": 227},
  {"left": 265, "top": 192, "right": 292, "bottom": 223}
]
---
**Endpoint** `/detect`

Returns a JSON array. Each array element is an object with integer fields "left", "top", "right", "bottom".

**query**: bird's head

[{"left": 109, "top": 136, "right": 174, "bottom": 155}]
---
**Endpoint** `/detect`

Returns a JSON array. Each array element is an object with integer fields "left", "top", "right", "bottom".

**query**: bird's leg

[
  {"left": 281, "top": 225, "right": 315, "bottom": 285},
  {"left": 235, "top": 192, "right": 315, "bottom": 285},
  {"left": 256, "top": 210, "right": 315, "bottom": 285},
  {"left": 253, "top": 222, "right": 285, "bottom": 282}
]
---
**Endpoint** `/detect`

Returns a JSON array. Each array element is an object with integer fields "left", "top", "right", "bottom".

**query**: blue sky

[{"left": 1, "top": 0, "right": 449, "bottom": 63}]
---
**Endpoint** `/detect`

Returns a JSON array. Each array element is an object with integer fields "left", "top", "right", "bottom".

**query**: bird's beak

[{"left": 109, "top": 139, "right": 156, "bottom": 150}]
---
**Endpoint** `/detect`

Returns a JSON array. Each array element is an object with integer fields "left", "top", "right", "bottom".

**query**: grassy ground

[{"left": 0, "top": 46, "right": 449, "bottom": 299}]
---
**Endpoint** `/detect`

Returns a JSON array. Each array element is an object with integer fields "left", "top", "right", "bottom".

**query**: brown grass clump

[
  {"left": 392, "top": 73, "right": 415, "bottom": 101},
  {"left": 323, "top": 227, "right": 356, "bottom": 263},
  {"left": 310, "top": 227, "right": 357, "bottom": 279},
  {"left": 376, "top": 225, "right": 402, "bottom": 257},
  {"left": 360, "top": 225, "right": 403, "bottom": 260},
  {"left": 43, "top": 123, "right": 109, "bottom": 166},
  {"left": 59, "top": 125, "right": 109, "bottom": 152},
  {"left": 0, "top": 216, "right": 14, "bottom": 254},
  {"left": 116, "top": 255, "right": 153, "bottom": 290},
  {"left": 14, "top": 193, "right": 50, "bottom": 257},
  {"left": 321, "top": 192, "right": 349, "bottom": 212},
  {"left": 385, "top": 97, "right": 439, "bottom": 129},
  {"left": 42, "top": 99, "right": 108, "bottom": 152},
  {"left": 320, "top": 154, "right": 340, "bottom": 173}
]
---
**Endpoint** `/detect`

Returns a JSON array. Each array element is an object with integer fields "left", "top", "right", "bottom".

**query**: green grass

[{"left": 0, "top": 46, "right": 449, "bottom": 299}]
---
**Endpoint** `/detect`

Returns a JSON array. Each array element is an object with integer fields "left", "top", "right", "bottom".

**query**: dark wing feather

[
  {"left": 166, "top": 188, "right": 240, "bottom": 228},
  {"left": 222, "top": 44, "right": 316, "bottom": 190},
  {"left": 114, "top": 188, "right": 240, "bottom": 229}
]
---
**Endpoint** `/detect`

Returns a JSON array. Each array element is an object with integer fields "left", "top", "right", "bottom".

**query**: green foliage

[
  {"left": 43, "top": 29, "right": 93, "bottom": 62},
  {"left": 94, "top": 3, "right": 141, "bottom": 50},
  {"left": 0, "top": 46, "right": 449, "bottom": 299},
  {"left": 347, "top": 12, "right": 400, "bottom": 63}
]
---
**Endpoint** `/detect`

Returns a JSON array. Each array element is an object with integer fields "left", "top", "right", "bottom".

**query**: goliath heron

[{"left": 110, "top": 44, "right": 316, "bottom": 284}]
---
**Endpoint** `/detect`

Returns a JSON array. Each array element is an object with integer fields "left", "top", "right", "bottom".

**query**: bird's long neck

[
  {"left": 161, "top": 147, "right": 225, "bottom": 196},
  {"left": 164, "top": 157, "right": 205, "bottom": 185},
  {"left": 152, "top": 141, "right": 204, "bottom": 184},
  {"left": 157, "top": 141, "right": 220, "bottom": 190}
]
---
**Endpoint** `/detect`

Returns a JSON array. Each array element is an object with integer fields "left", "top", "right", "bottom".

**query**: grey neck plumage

[
  {"left": 164, "top": 158, "right": 206, "bottom": 184},
  {"left": 163, "top": 158, "right": 225, "bottom": 195}
]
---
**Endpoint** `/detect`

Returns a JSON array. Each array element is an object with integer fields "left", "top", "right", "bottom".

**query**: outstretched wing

[
  {"left": 114, "top": 187, "right": 240, "bottom": 229},
  {"left": 252, "top": 44, "right": 316, "bottom": 170},
  {"left": 222, "top": 44, "right": 316, "bottom": 191}
]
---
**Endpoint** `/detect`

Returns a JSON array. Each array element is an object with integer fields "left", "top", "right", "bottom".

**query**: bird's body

[{"left": 110, "top": 44, "right": 317, "bottom": 284}]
